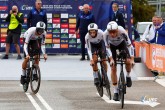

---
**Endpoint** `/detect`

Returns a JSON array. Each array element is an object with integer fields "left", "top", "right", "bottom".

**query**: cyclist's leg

[
  {"left": 21, "top": 57, "right": 29, "bottom": 84},
  {"left": 120, "top": 41, "right": 132, "bottom": 87},
  {"left": 90, "top": 44, "right": 100, "bottom": 85},
  {"left": 34, "top": 55, "right": 39, "bottom": 65},
  {"left": 109, "top": 44, "right": 119, "bottom": 101},
  {"left": 99, "top": 40, "right": 108, "bottom": 73}
]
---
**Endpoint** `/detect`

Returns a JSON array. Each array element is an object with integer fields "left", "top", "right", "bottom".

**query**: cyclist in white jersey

[
  {"left": 103, "top": 21, "right": 134, "bottom": 101},
  {"left": 20, "top": 21, "right": 47, "bottom": 84},
  {"left": 85, "top": 23, "right": 107, "bottom": 85}
]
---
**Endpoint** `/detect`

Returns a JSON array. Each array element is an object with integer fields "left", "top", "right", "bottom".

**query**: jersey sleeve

[
  {"left": 24, "top": 29, "right": 32, "bottom": 43},
  {"left": 119, "top": 26, "right": 132, "bottom": 46},
  {"left": 85, "top": 34, "right": 93, "bottom": 60},
  {"left": 103, "top": 30, "right": 112, "bottom": 57}
]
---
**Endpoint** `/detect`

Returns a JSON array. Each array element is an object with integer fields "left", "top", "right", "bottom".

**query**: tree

[{"left": 132, "top": 0, "right": 155, "bottom": 25}]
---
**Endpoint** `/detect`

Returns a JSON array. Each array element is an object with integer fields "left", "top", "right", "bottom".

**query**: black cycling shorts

[
  {"left": 24, "top": 39, "right": 41, "bottom": 58},
  {"left": 6, "top": 31, "right": 20, "bottom": 44},
  {"left": 91, "top": 40, "right": 106, "bottom": 59},
  {"left": 110, "top": 40, "right": 130, "bottom": 63}
]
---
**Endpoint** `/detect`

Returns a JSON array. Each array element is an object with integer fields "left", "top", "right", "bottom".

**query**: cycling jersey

[
  {"left": 85, "top": 29, "right": 106, "bottom": 60},
  {"left": 103, "top": 26, "right": 134, "bottom": 57},
  {"left": 23, "top": 27, "right": 46, "bottom": 56}
]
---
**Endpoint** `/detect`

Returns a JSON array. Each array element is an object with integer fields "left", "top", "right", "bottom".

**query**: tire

[
  {"left": 118, "top": 72, "right": 125, "bottom": 109},
  {"left": 102, "top": 68, "right": 111, "bottom": 100},
  {"left": 30, "top": 64, "right": 41, "bottom": 94},
  {"left": 96, "top": 70, "right": 103, "bottom": 97}
]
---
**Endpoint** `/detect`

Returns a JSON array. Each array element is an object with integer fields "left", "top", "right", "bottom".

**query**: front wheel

[
  {"left": 96, "top": 70, "right": 103, "bottom": 97},
  {"left": 104, "top": 74, "right": 111, "bottom": 100},
  {"left": 118, "top": 72, "right": 125, "bottom": 109},
  {"left": 30, "top": 64, "right": 41, "bottom": 94}
]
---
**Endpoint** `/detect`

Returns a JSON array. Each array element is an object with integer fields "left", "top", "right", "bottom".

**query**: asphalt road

[{"left": 0, "top": 54, "right": 164, "bottom": 110}]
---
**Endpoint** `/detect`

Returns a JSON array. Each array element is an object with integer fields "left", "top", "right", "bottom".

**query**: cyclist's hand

[
  {"left": 43, "top": 54, "right": 47, "bottom": 61},
  {"left": 131, "top": 57, "right": 135, "bottom": 66},
  {"left": 26, "top": 55, "right": 30, "bottom": 59},
  {"left": 90, "top": 60, "right": 94, "bottom": 66},
  {"left": 109, "top": 57, "right": 114, "bottom": 66}
]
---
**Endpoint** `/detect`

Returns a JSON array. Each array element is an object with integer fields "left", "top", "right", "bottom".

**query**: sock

[
  {"left": 22, "top": 69, "right": 26, "bottom": 76},
  {"left": 93, "top": 71, "right": 98, "bottom": 78},
  {"left": 127, "top": 72, "right": 130, "bottom": 77},
  {"left": 114, "top": 85, "right": 118, "bottom": 93}
]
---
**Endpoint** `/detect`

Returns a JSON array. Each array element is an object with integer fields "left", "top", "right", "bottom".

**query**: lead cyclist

[
  {"left": 20, "top": 21, "right": 47, "bottom": 85},
  {"left": 103, "top": 21, "right": 134, "bottom": 101}
]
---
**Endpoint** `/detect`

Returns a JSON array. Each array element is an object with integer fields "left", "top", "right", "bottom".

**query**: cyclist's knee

[
  {"left": 111, "top": 65, "right": 116, "bottom": 71},
  {"left": 93, "top": 65, "right": 98, "bottom": 71},
  {"left": 112, "top": 82, "right": 117, "bottom": 86},
  {"left": 92, "top": 54, "right": 98, "bottom": 61},
  {"left": 22, "top": 59, "right": 29, "bottom": 69}
]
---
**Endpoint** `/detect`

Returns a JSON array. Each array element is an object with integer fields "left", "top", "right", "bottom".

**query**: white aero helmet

[
  {"left": 107, "top": 21, "right": 118, "bottom": 31},
  {"left": 88, "top": 23, "right": 98, "bottom": 31},
  {"left": 36, "top": 21, "right": 46, "bottom": 34}
]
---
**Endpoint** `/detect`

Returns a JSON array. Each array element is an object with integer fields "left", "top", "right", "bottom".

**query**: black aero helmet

[{"left": 36, "top": 21, "right": 46, "bottom": 35}]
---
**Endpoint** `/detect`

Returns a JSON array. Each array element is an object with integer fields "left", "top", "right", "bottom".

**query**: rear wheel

[
  {"left": 30, "top": 64, "right": 41, "bottom": 94},
  {"left": 118, "top": 72, "right": 126, "bottom": 109},
  {"left": 96, "top": 70, "right": 103, "bottom": 97}
]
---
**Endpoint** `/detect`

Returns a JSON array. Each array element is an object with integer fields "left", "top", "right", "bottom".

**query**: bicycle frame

[{"left": 116, "top": 50, "right": 127, "bottom": 108}]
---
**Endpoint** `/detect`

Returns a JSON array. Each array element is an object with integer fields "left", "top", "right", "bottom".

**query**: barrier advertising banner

[
  {"left": 0, "top": 0, "right": 132, "bottom": 54},
  {"left": 135, "top": 42, "right": 165, "bottom": 72}
]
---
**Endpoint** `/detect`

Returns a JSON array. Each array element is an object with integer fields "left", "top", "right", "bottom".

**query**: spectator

[
  {"left": 75, "top": 4, "right": 95, "bottom": 61},
  {"left": 132, "top": 25, "right": 140, "bottom": 41},
  {"left": 111, "top": 3, "right": 125, "bottom": 29},
  {"left": 149, "top": 16, "right": 165, "bottom": 45},
  {"left": 141, "top": 16, "right": 157, "bottom": 41},
  {"left": 27, "top": 0, "right": 47, "bottom": 30},
  {"left": 2, "top": 5, "right": 24, "bottom": 59}
]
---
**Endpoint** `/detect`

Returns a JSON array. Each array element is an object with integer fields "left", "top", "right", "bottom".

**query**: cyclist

[
  {"left": 20, "top": 21, "right": 47, "bottom": 84},
  {"left": 85, "top": 23, "right": 108, "bottom": 85},
  {"left": 103, "top": 21, "right": 134, "bottom": 101}
]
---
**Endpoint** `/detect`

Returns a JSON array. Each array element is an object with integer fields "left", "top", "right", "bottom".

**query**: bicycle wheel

[
  {"left": 104, "top": 74, "right": 111, "bottom": 100},
  {"left": 30, "top": 64, "right": 41, "bottom": 94},
  {"left": 102, "top": 68, "right": 111, "bottom": 100},
  {"left": 96, "top": 70, "right": 103, "bottom": 97},
  {"left": 23, "top": 70, "right": 30, "bottom": 92},
  {"left": 118, "top": 71, "right": 125, "bottom": 109}
]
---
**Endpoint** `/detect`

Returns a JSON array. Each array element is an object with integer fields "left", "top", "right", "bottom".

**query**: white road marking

[
  {"left": 156, "top": 79, "right": 165, "bottom": 87},
  {"left": 96, "top": 93, "right": 160, "bottom": 107},
  {"left": 36, "top": 93, "right": 53, "bottom": 110},
  {"left": 26, "top": 93, "right": 42, "bottom": 110},
  {"left": 137, "top": 77, "right": 155, "bottom": 80}
]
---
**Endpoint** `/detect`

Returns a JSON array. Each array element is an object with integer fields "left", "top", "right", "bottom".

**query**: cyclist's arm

[
  {"left": 85, "top": 34, "right": 92, "bottom": 60},
  {"left": 41, "top": 32, "right": 46, "bottom": 55},
  {"left": 24, "top": 43, "right": 29, "bottom": 56},
  {"left": 127, "top": 45, "right": 134, "bottom": 57},
  {"left": 119, "top": 27, "right": 135, "bottom": 57},
  {"left": 23, "top": 31, "right": 31, "bottom": 56},
  {"left": 103, "top": 31, "right": 112, "bottom": 58}
]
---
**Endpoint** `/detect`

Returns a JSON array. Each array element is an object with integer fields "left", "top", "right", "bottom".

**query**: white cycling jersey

[
  {"left": 85, "top": 29, "right": 104, "bottom": 60},
  {"left": 23, "top": 27, "right": 47, "bottom": 55},
  {"left": 103, "top": 26, "right": 134, "bottom": 57}
]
